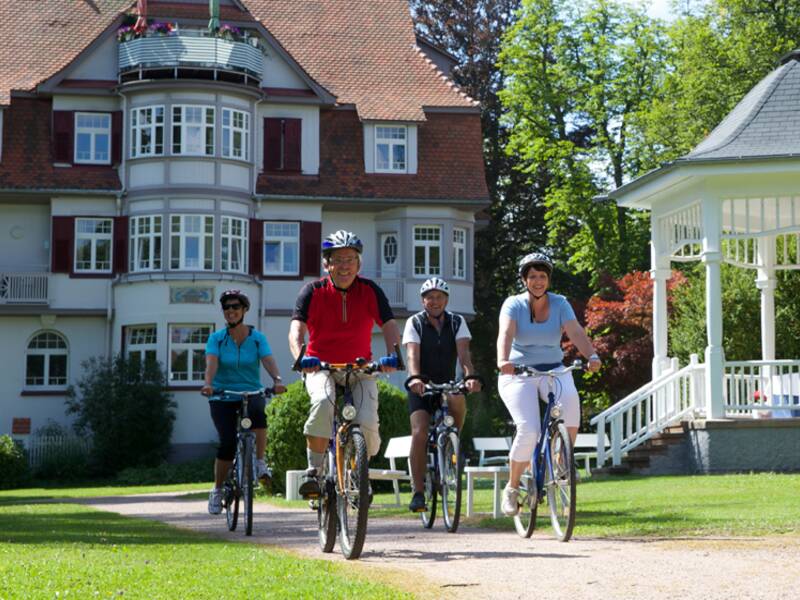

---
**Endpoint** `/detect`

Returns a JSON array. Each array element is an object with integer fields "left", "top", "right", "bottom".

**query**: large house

[{"left": 0, "top": 0, "right": 488, "bottom": 457}]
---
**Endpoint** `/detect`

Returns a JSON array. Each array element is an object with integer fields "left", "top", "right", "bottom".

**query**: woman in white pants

[{"left": 496, "top": 252, "right": 601, "bottom": 517}]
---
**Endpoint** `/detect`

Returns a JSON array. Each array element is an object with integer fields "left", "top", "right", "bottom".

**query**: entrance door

[{"left": 380, "top": 233, "right": 399, "bottom": 278}]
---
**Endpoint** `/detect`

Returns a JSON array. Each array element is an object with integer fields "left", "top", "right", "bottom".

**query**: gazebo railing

[{"left": 724, "top": 360, "right": 800, "bottom": 416}]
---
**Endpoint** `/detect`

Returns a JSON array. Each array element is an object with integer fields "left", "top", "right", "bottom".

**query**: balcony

[
  {"left": 118, "top": 33, "right": 263, "bottom": 86},
  {"left": 0, "top": 272, "right": 49, "bottom": 305}
]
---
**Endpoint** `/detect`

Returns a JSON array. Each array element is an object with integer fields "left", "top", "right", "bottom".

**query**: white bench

[
  {"left": 574, "top": 433, "right": 610, "bottom": 476},
  {"left": 368, "top": 435, "right": 412, "bottom": 506},
  {"left": 464, "top": 437, "right": 512, "bottom": 519}
]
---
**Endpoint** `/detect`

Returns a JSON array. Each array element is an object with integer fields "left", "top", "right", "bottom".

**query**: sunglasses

[{"left": 223, "top": 303, "right": 243, "bottom": 311}]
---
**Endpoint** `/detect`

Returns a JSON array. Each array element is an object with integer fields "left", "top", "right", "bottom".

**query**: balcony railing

[
  {"left": 119, "top": 34, "right": 263, "bottom": 82},
  {"left": 0, "top": 272, "right": 49, "bottom": 304}
]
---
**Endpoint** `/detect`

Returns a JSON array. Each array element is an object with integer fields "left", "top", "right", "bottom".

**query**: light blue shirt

[
  {"left": 205, "top": 327, "right": 272, "bottom": 396},
  {"left": 500, "top": 292, "right": 577, "bottom": 365}
]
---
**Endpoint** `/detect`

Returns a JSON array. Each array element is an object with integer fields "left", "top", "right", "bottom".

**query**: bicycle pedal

[{"left": 308, "top": 500, "right": 319, "bottom": 511}]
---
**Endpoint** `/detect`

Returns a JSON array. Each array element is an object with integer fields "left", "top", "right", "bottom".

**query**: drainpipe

[
  {"left": 253, "top": 95, "right": 265, "bottom": 349},
  {"left": 109, "top": 89, "right": 128, "bottom": 359}
]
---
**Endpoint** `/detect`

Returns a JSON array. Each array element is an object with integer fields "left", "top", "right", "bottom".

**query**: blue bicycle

[{"left": 512, "top": 361, "right": 583, "bottom": 541}]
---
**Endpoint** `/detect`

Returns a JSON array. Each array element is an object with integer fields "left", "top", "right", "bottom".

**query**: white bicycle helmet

[
  {"left": 420, "top": 277, "right": 449, "bottom": 296},
  {"left": 518, "top": 252, "right": 553, "bottom": 277},
  {"left": 321, "top": 230, "right": 363, "bottom": 257}
]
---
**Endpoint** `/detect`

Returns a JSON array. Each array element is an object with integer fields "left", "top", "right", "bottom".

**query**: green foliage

[
  {"left": 0, "top": 435, "right": 30, "bottom": 489},
  {"left": 66, "top": 355, "right": 176, "bottom": 477},
  {"left": 114, "top": 457, "right": 214, "bottom": 486},
  {"left": 776, "top": 270, "right": 800, "bottom": 358},
  {"left": 29, "top": 421, "right": 89, "bottom": 481}
]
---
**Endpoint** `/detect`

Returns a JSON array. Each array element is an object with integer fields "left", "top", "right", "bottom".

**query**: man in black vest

[{"left": 402, "top": 277, "right": 481, "bottom": 513}]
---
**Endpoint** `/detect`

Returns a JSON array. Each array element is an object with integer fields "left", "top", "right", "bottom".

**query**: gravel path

[{"left": 76, "top": 493, "right": 799, "bottom": 599}]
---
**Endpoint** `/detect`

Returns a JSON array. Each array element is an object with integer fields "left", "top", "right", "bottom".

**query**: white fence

[
  {"left": 724, "top": 360, "right": 800, "bottom": 416},
  {"left": 25, "top": 435, "right": 91, "bottom": 469}
]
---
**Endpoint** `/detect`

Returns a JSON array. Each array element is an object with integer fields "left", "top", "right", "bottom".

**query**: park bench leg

[
  {"left": 466, "top": 472, "right": 475, "bottom": 517},
  {"left": 492, "top": 472, "right": 501, "bottom": 519}
]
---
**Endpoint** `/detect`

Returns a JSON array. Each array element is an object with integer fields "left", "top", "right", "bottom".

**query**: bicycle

[
  {"left": 211, "top": 387, "right": 273, "bottom": 537},
  {"left": 511, "top": 361, "right": 583, "bottom": 542},
  {"left": 293, "top": 344, "right": 404, "bottom": 560},
  {"left": 405, "top": 374, "right": 483, "bottom": 533}
]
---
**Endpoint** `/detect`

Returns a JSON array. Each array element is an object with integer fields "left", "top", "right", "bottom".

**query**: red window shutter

[
  {"left": 52, "top": 111, "right": 74, "bottom": 163},
  {"left": 113, "top": 216, "right": 128, "bottom": 274},
  {"left": 301, "top": 221, "right": 322, "bottom": 276},
  {"left": 263, "top": 118, "right": 282, "bottom": 171},
  {"left": 249, "top": 218, "right": 263, "bottom": 277},
  {"left": 284, "top": 119, "right": 302, "bottom": 172},
  {"left": 51, "top": 216, "right": 74, "bottom": 273},
  {"left": 111, "top": 111, "right": 123, "bottom": 165}
]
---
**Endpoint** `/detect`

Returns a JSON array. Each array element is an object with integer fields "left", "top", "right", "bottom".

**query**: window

[
  {"left": 129, "top": 215, "right": 162, "bottom": 272},
  {"left": 26, "top": 331, "right": 68, "bottom": 388},
  {"left": 263, "top": 221, "right": 299, "bottom": 275},
  {"left": 130, "top": 106, "right": 164, "bottom": 157},
  {"left": 169, "top": 324, "right": 212, "bottom": 383},
  {"left": 413, "top": 225, "right": 441, "bottom": 276},
  {"left": 453, "top": 227, "right": 466, "bottom": 280},
  {"left": 74, "top": 113, "right": 111, "bottom": 164},
  {"left": 170, "top": 215, "right": 213, "bottom": 270},
  {"left": 263, "top": 118, "right": 301, "bottom": 171},
  {"left": 375, "top": 126, "right": 407, "bottom": 173},
  {"left": 221, "top": 216, "right": 248, "bottom": 273},
  {"left": 222, "top": 108, "right": 250, "bottom": 161},
  {"left": 172, "top": 105, "right": 215, "bottom": 156},
  {"left": 75, "top": 218, "right": 113, "bottom": 273},
  {"left": 125, "top": 325, "right": 157, "bottom": 367}
]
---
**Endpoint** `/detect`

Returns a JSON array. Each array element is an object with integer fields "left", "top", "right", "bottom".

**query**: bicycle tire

[
  {"left": 337, "top": 427, "right": 370, "bottom": 560},
  {"left": 545, "top": 422, "right": 576, "bottom": 542},
  {"left": 224, "top": 466, "right": 239, "bottom": 532},
  {"left": 440, "top": 432, "right": 463, "bottom": 533},
  {"left": 513, "top": 470, "right": 538, "bottom": 538},
  {"left": 421, "top": 460, "right": 437, "bottom": 528},
  {"left": 318, "top": 450, "right": 337, "bottom": 553},
  {"left": 243, "top": 437, "right": 254, "bottom": 536}
]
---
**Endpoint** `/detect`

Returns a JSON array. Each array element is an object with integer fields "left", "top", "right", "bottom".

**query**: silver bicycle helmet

[
  {"left": 419, "top": 277, "right": 450, "bottom": 296},
  {"left": 219, "top": 289, "right": 250, "bottom": 310},
  {"left": 321, "top": 230, "right": 363, "bottom": 257},
  {"left": 518, "top": 252, "right": 553, "bottom": 278}
]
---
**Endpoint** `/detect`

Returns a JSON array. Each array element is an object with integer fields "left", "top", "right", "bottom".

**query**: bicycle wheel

[
  {"left": 224, "top": 466, "right": 239, "bottom": 532},
  {"left": 440, "top": 432, "right": 463, "bottom": 533},
  {"left": 513, "top": 470, "right": 538, "bottom": 538},
  {"left": 420, "top": 461, "right": 437, "bottom": 528},
  {"left": 242, "top": 437, "right": 254, "bottom": 536},
  {"left": 337, "top": 427, "right": 370, "bottom": 560},
  {"left": 545, "top": 422, "right": 576, "bottom": 542},
  {"left": 318, "top": 451, "right": 337, "bottom": 553}
]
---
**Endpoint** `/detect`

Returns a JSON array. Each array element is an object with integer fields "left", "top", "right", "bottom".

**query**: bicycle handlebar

[
  {"left": 513, "top": 360, "right": 584, "bottom": 377},
  {"left": 404, "top": 373, "right": 484, "bottom": 395},
  {"left": 292, "top": 342, "right": 406, "bottom": 373},
  {"left": 209, "top": 387, "right": 275, "bottom": 399}
]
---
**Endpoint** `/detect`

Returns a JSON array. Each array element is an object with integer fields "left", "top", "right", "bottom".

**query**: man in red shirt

[{"left": 289, "top": 230, "right": 401, "bottom": 498}]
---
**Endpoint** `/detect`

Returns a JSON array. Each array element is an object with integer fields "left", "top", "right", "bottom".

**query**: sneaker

[
  {"left": 298, "top": 467, "right": 321, "bottom": 499},
  {"left": 208, "top": 488, "right": 223, "bottom": 515},
  {"left": 408, "top": 491, "right": 427, "bottom": 513},
  {"left": 256, "top": 459, "right": 272, "bottom": 488},
  {"left": 501, "top": 484, "right": 520, "bottom": 517}
]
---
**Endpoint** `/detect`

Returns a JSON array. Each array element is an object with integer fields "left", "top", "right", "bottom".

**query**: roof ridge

[{"left": 413, "top": 44, "right": 478, "bottom": 107}]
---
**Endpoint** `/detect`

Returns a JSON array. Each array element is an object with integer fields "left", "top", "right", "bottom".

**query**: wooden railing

[{"left": 0, "top": 272, "right": 48, "bottom": 304}]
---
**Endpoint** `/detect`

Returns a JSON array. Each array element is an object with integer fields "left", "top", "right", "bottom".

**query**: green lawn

[{"left": 0, "top": 498, "right": 414, "bottom": 599}]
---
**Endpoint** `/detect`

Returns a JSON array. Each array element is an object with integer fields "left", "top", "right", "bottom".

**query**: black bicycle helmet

[
  {"left": 219, "top": 289, "right": 250, "bottom": 310},
  {"left": 321, "top": 230, "right": 363, "bottom": 257},
  {"left": 518, "top": 252, "right": 553, "bottom": 278}
]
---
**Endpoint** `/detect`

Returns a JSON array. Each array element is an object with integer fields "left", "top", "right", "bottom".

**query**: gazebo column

[
  {"left": 650, "top": 230, "right": 671, "bottom": 378},
  {"left": 756, "top": 236, "right": 777, "bottom": 362},
  {"left": 702, "top": 197, "right": 725, "bottom": 419}
]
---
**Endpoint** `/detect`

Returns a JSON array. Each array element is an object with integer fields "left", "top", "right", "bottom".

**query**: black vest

[{"left": 411, "top": 310, "right": 462, "bottom": 383}]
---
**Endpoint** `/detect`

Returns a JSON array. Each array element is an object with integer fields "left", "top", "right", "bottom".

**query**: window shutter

[
  {"left": 263, "top": 118, "right": 282, "bottom": 171},
  {"left": 284, "top": 118, "right": 302, "bottom": 172},
  {"left": 113, "top": 216, "right": 128, "bottom": 274},
  {"left": 301, "top": 221, "right": 322, "bottom": 276},
  {"left": 51, "top": 216, "right": 74, "bottom": 273},
  {"left": 111, "top": 111, "right": 123, "bottom": 165},
  {"left": 249, "top": 218, "right": 263, "bottom": 277},
  {"left": 52, "top": 111, "right": 74, "bottom": 163}
]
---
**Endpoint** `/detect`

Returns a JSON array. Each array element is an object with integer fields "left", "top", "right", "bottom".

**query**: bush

[
  {"left": 265, "top": 378, "right": 411, "bottom": 494},
  {"left": 0, "top": 435, "right": 30, "bottom": 489},
  {"left": 66, "top": 355, "right": 176, "bottom": 476},
  {"left": 115, "top": 457, "right": 214, "bottom": 486}
]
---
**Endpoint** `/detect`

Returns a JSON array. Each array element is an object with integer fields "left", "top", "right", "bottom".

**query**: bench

[
  {"left": 368, "top": 435, "right": 412, "bottom": 506},
  {"left": 574, "top": 433, "right": 610, "bottom": 476},
  {"left": 464, "top": 437, "right": 512, "bottom": 519}
]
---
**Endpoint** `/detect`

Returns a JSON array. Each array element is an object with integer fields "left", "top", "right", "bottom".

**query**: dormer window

[
  {"left": 74, "top": 113, "right": 111, "bottom": 164},
  {"left": 375, "top": 125, "right": 406, "bottom": 173}
]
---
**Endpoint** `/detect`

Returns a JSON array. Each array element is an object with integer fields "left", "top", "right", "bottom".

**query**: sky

[{"left": 646, "top": 0, "right": 674, "bottom": 20}]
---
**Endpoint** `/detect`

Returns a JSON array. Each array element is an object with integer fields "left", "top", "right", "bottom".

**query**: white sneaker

[
  {"left": 208, "top": 488, "right": 223, "bottom": 515},
  {"left": 501, "top": 484, "right": 520, "bottom": 516}
]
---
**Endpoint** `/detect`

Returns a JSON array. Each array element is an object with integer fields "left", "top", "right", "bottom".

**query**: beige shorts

[{"left": 303, "top": 370, "right": 381, "bottom": 457}]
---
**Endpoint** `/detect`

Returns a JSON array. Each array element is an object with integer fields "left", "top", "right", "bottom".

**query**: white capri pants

[
  {"left": 303, "top": 370, "right": 381, "bottom": 457},
  {"left": 498, "top": 371, "right": 580, "bottom": 463}
]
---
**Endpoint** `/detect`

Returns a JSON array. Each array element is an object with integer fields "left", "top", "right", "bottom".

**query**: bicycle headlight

[
  {"left": 550, "top": 405, "right": 562, "bottom": 419},
  {"left": 443, "top": 415, "right": 455, "bottom": 427},
  {"left": 342, "top": 404, "right": 357, "bottom": 421},
  {"left": 241, "top": 417, "right": 252, "bottom": 430}
]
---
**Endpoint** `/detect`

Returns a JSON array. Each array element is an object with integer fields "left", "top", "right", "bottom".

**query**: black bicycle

[
  {"left": 212, "top": 387, "right": 273, "bottom": 537},
  {"left": 405, "top": 375, "right": 483, "bottom": 533},
  {"left": 294, "top": 345, "right": 404, "bottom": 560},
  {"left": 512, "top": 361, "right": 583, "bottom": 541}
]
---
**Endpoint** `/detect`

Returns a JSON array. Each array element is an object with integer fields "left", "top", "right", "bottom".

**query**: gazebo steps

[{"left": 591, "top": 424, "right": 690, "bottom": 476}]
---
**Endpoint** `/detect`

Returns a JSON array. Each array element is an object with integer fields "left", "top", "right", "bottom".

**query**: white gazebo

[{"left": 591, "top": 51, "right": 800, "bottom": 470}]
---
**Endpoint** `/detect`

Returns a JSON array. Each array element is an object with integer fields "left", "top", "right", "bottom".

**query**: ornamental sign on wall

[{"left": 169, "top": 286, "right": 214, "bottom": 304}]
